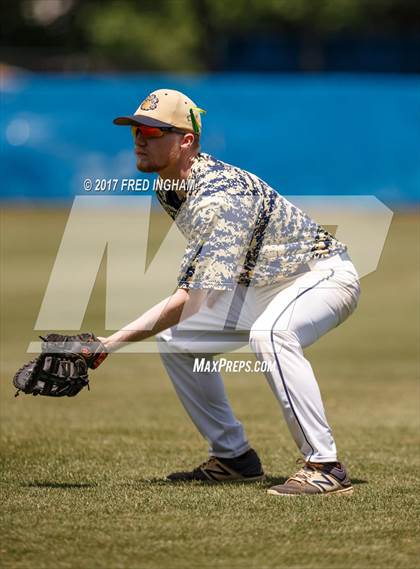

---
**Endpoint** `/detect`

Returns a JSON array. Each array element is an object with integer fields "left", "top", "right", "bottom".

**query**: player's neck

[{"left": 159, "top": 151, "right": 197, "bottom": 183}]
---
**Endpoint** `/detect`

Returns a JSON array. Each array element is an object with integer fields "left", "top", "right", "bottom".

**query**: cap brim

[{"left": 113, "top": 114, "right": 174, "bottom": 128}]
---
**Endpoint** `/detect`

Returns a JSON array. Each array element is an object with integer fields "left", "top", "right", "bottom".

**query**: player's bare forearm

[{"left": 100, "top": 288, "right": 208, "bottom": 353}]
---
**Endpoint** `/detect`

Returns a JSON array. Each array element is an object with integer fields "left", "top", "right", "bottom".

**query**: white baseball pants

[{"left": 156, "top": 253, "right": 360, "bottom": 463}]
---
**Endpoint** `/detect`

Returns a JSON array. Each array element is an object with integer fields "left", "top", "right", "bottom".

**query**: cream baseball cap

[{"left": 113, "top": 88, "right": 205, "bottom": 134}]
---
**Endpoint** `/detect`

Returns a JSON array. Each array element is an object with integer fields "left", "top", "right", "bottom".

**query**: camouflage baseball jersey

[{"left": 156, "top": 153, "right": 347, "bottom": 291}]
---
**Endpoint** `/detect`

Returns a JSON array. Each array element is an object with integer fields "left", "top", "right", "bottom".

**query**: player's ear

[{"left": 180, "top": 132, "right": 195, "bottom": 150}]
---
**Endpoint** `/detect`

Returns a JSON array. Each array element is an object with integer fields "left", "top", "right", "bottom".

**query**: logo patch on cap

[{"left": 140, "top": 94, "right": 159, "bottom": 111}]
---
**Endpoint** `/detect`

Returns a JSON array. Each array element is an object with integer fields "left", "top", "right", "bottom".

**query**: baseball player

[{"left": 99, "top": 88, "right": 361, "bottom": 496}]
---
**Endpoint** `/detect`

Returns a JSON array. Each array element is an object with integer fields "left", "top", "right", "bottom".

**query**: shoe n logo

[
  {"left": 311, "top": 473, "right": 336, "bottom": 492},
  {"left": 203, "top": 463, "right": 231, "bottom": 481}
]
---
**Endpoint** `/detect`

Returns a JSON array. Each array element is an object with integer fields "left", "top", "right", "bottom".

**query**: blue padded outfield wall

[{"left": 1, "top": 74, "right": 419, "bottom": 205}]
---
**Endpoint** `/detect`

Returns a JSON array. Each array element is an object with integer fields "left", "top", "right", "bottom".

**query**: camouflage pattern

[{"left": 156, "top": 153, "right": 347, "bottom": 290}]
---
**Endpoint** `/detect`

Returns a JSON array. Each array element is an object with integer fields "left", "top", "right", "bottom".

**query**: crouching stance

[{"left": 63, "top": 89, "right": 362, "bottom": 496}]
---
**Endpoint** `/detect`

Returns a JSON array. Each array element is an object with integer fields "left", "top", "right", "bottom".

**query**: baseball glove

[{"left": 13, "top": 333, "right": 107, "bottom": 397}]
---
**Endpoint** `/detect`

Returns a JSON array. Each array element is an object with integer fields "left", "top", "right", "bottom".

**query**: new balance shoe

[
  {"left": 268, "top": 460, "right": 353, "bottom": 496},
  {"left": 166, "top": 448, "right": 265, "bottom": 482}
]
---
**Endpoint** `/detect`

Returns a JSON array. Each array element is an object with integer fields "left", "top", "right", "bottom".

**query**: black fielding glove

[
  {"left": 12, "top": 332, "right": 107, "bottom": 397},
  {"left": 40, "top": 333, "right": 108, "bottom": 369}
]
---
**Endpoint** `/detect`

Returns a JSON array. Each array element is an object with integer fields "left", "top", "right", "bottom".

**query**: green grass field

[{"left": 1, "top": 209, "right": 419, "bottom": 569}]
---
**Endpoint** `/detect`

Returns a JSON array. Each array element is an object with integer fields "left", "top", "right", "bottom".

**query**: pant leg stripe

[{"left": 269, "top": 269, "right": 334, "bottom": 461}]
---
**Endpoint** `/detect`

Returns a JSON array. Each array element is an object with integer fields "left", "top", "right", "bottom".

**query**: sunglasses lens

[{"left": 131, "top": 126, "right": 164, "bottom": 139}]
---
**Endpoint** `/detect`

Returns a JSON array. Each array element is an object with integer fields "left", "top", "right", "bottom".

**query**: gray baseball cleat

[
  {"left": 268, "top": 460, "right": 353, "bottom": 496},
  {"left": 166, "top": 448, "right": 265, "bottom": 482}
]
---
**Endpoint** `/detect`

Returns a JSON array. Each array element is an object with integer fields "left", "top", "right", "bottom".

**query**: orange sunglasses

[{"left": 131, "top": 125, "right": 187, "bottom": 139}]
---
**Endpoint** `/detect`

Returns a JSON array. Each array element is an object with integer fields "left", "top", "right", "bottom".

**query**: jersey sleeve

[{"left": 177, "top": 191, "right": 260, "bottom": 291}]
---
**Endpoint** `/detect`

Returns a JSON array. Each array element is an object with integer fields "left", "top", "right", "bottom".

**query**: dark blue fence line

[{"left": 1, "top": 73, "right": 419, "bottom": 205}]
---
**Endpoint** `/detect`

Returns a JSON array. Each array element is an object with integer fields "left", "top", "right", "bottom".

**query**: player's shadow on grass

[
  {"left": 22, "top": 482, "right": 97, "bottom": 489},
  {"left": 137, "top": 476, "right": 368, "bottom": 487},
  {"left": 21, "top": 478, "right": 368, "bottom": 488}
]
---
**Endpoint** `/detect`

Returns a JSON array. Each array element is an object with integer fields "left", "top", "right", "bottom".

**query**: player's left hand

[
  {"left": 12, "top": 332, "right": 107, "bottom": 398},
  {"left": 40, "top": 333, "right": 108, "bottom": 370}
]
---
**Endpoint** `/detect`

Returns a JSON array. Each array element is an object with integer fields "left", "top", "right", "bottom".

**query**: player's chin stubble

[{"left": 136, "top": 156, "right": 169, "bottom": 173}]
